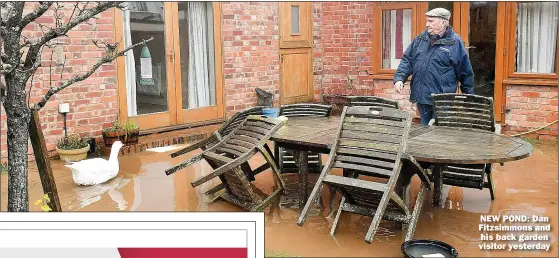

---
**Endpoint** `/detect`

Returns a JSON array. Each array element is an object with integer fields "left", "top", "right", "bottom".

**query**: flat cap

[{"left": 425, "top": 8, "right": 451, "bottom": 20}]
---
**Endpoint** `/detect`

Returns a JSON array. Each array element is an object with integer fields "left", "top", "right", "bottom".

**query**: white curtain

[
  {"left": 187, "top": 2, "right": 214, "bottom": 108},
  {"left": 122, "top": 5, "right": 137, "bottom": 116},
  {"left": 516, "top": 2, "right": 558, "bottom": 73}
]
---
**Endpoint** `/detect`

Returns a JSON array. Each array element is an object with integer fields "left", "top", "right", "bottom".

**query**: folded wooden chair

[
  {"left": 429, "top": 93, "right": 501, "bottom": 200},
  {"left": 169, "top": 106, "right": 269, "bottom": 181},
  {"left": 275, "top": 103, "right": 332, "bottom": 174},
  {"left": 170, "top": 106, "right": 266, "bottom": 158},
  {"left": 297, "top": 106, "right": 432, "bottom": 244},
  {"left": 346, "top": 96, "right": 400, "bottom": 109},
  {"left": 165, "top": 115, "right": 287, "bottom": 211}
]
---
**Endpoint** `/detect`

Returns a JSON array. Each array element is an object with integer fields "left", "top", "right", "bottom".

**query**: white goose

[{"left": 65, "top": 141, "right": 124, "bottom": 186}]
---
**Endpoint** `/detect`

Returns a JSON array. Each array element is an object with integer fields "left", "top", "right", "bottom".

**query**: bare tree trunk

[
  {"left": 4, "top": 76, "right": 30, "bottom": 212},
  {"left": 6, "top": 106, "right": 30, "bottom": 212},
  {"left": 2, "top": 2, "right": 29, "bottom": 212}
]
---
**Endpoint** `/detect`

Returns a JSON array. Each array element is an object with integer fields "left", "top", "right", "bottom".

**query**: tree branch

[
  {"left": 1, "top": 2, "right": 24, "bottom": 27},
  {"left": 19, "top": 35, "right": 32, "bottom": 49},
  {"left": 34, "top": 37, "right": 153, "bottom": 110},
  {"left": 19, "top": 2, "right": 54, "bottom": 29},
  {"left": 23, "top": 2, "right": 124, "bottom": 71}
]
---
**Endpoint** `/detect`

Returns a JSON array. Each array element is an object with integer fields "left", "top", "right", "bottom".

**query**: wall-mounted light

[{"left": 59, "top": 103, "right": 69, "bottom": 137}]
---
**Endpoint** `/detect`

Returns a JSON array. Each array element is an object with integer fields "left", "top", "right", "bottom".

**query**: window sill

[
  {"left": 371, "top": 74, "right": 396, "bottom": 80},
  {"left": 502, "top": 79, "right": 558, "bottom": 86}
]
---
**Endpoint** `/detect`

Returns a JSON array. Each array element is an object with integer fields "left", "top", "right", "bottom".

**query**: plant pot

[
  {"left": 56, "top": 146, "right": 90, "bottom": 162},
  {"left": 102, "top": 130, "right": 126, "bottom": 148},
  {"left": 123, "top": 130, "right": 139, "bottom": 145}
]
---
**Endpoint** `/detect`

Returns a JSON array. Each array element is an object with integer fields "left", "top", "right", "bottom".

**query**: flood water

[{"left": 1, "top": 141, "right": 558, "bottom": 257}]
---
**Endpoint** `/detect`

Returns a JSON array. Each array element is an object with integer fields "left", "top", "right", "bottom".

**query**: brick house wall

[
  {"left": 221, "top": 2, "right": 281, "bottom": 117},
  {"left": 315, "top": 1, "right": 415, "bottom": 115},
  {"left": 1, "top": 4, "right": 118, "bottom": 162},
  {"left": 1, "top": 2, "right": 557, "bottom": 162},
  {"left": 504, "top": 86, "right": 558, "bottom": 140}
]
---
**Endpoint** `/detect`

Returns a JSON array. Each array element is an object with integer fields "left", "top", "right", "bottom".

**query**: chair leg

[
  {"left": 297, "top": 170, "right": 329, "bottom": 226},
  {"left": 485, "top": 164, "right": 496, "bottom": 200},
  {"left": 330, "top": 196, "right": 346, "bottom": 236},
  {"left": 241, "top": 162, "right": 255, "bottom": 182},
  {"left": 432, "top": 165, "right": 443, "bottom": 207},
  {"left": 274, "top": 144, "right": 282, "bottom": 172},
  {"left": 252, "top": 187, "right": 282, "bottom": 212},
  {"left": 330, "top": 169, "right": 355, "bottom": 217},
  {"left": 260, "top": 144, "right": 286, "bottom": 193},
  {"left": 405, "top": 184, "right": 426, "bottom": 241},
  {"left": 364, "top": 192, "right": 392, "bottom": 244},
  {"left": 327, "top": 185, "right": 337, "bottom": 218}
]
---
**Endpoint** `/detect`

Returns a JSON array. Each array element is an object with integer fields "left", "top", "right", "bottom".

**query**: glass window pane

[
  {"left": 122, "top": 2, "right": 168, "bottom": 116},
  {"left": 382, "top": 9, "right": 413, "bottom": 69},
  {"left": 178, "top": 2, "right": 216, "bottom": 109},
  {"left": 515, "top": 2, "right": 558, "bottom": 73},
  {"left": 291, "top": 5, "right": 300, "bottom": 35}
]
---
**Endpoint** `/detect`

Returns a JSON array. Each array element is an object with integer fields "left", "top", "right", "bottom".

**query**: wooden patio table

[{"left": 270, "top": 116, "right": 533, "bottom": 210}]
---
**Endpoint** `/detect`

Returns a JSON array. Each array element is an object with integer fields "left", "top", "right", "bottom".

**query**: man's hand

[{"left": 394, "top": 81, "right": 404, "bottom": 93}]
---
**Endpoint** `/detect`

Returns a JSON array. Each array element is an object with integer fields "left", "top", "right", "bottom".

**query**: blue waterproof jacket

[{"left": 393, "top": 27, "right": 474, "bottom": 105}]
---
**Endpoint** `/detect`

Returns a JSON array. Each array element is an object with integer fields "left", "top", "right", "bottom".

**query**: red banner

[{"left": 118, "top": 248, "right": 247, "bottom": 258}]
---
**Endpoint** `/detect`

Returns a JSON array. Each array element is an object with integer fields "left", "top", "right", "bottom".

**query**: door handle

[{"left": 465, "top": 46, "right": 476, "bottom": 49}]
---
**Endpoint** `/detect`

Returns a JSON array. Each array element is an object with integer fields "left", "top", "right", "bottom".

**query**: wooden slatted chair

[
  {"left": 170, "top": 106, "right": 265, "bottom": 158},
  {"left": 169, "top": 106, "right": 269, "bottom": 181},
  {"left": 165, "top": 115, "right": 287, "bottom": 211},
  {"left": 346, "top": 96, "right": 400, "bottom": 109},
  {"left": 429, "top": 93, "right": 501, "bottom": 200},
  {"left": 297, "top": 106, "right": 432, "bottom": 244},
  {"left": 275, "top": 103, "right": 332, "bottom": 174}
]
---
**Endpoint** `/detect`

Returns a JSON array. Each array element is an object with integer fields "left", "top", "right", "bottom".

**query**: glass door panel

[
  {"left": 467, "top": 1, "right": 497, "bottom": 98},
  {"left": 177, "top": 2, "right": 217, "bottom": 110},
  {"left": 175, "top": 2, "right": 221, "bottom": 123},
  {"left": 121, "top": 2, "right": 175, "bottom": 130},
  {"left": 124, "top": 2, "right": 170, "bottom": 116}
]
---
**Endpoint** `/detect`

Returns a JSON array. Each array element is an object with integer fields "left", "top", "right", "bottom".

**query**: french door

[
  {"left": 115, "top": 2, "right": 224, "bottom": 130},
  {"left": 428, "top": 2, "right": 502, "bottom": 121}
]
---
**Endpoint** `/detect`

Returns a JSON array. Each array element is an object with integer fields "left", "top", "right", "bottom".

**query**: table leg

[
  {"left": 293, "top": 150, "right": 309, "bottom": 212},
  {"left": 432, "top": 164, "right": 443, "bottom": 207}
]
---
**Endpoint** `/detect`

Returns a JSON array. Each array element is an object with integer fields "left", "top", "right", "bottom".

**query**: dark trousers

[{"left": 417, "top": 103, "right": 434, "bottom": 125}]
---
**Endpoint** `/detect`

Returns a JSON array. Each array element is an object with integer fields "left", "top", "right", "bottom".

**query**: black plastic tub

[
  {"left": 87, "top": 138, "right": 96, "bottom": 155},
  {"left": 401, "top": 239, "right": 458, "bottom": 258}
]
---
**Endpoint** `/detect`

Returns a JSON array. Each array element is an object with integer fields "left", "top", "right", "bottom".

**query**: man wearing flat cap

[{"left": 393, "top": 7, "right": 474, "bottom": 125}]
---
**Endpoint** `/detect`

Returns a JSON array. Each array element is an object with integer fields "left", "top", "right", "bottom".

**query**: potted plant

[
  {"left": 56, "top": 133, "right": 90, "bottom": 162},
  {"left": 122, "top": 120, "right": 140, "bottom": 145},
  {"left": 102, "top": 119, "right": 139, "bottom": 147}
]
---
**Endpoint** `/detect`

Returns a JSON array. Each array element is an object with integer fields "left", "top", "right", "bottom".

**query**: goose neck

[{"left": 109, "top": 147, "right": 121, "bottom": 162}]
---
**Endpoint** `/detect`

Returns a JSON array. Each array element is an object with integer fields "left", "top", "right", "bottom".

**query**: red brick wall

[
  {"left": 317, "top": 2, "right": 375, "bottom": 97},
  {"left": 316, "top": 2, "right": 415, "bottom": 115},
  {"left": 312, "top": 2, "right": 323, "bottom": 102},
  {"left": 504, "top": 85, "right": 558, "bottom": 140},
  {"left": 1, "top": 3, "right": 118, "bottom": 161},
  {"left": 221, "top": 2, "right": 280, "bottom": 117}
]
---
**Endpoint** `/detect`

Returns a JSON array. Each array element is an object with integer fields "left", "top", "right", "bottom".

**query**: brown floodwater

[{"left": 1, "top": 141, "right": 557, "bottom": 257}]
